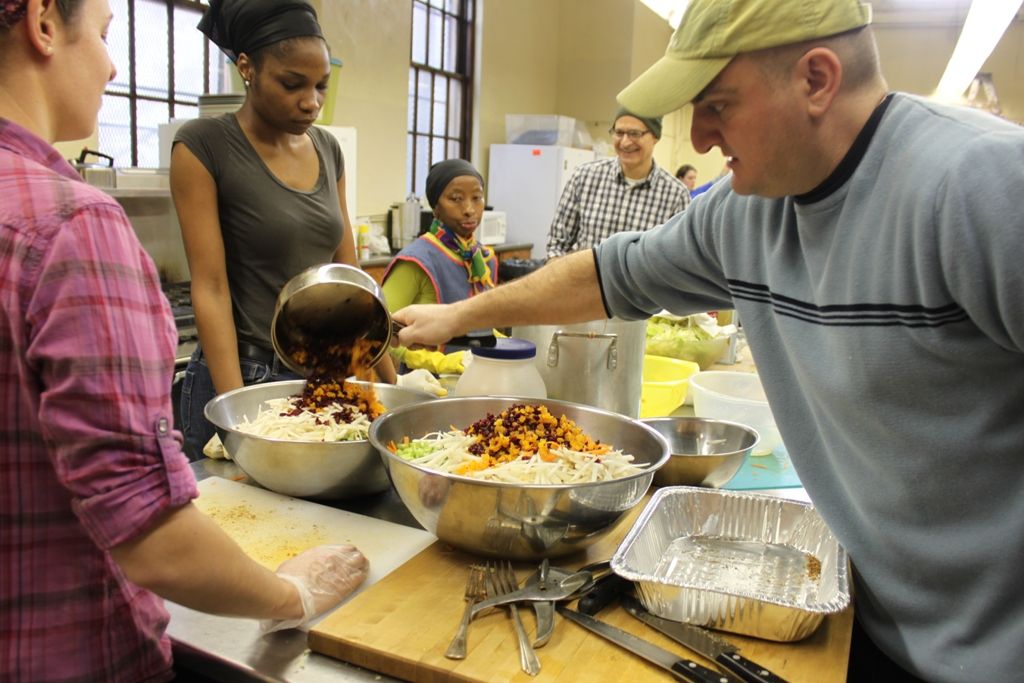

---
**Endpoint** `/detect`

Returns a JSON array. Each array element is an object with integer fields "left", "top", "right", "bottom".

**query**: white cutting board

[
  {"left": 192, "top": 476, "right": 435, "bottom": 580},
  {"left": 165, "top": 477, "right": 436, "bottom": 680}
]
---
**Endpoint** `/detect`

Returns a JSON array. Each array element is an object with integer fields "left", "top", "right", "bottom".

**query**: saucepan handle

[{"left": 390, "top": 319, "right": 496, "bottom": 348}]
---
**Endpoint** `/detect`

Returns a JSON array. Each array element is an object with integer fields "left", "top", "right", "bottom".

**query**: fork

[
  {"left": 445, "top": 564, "right": 487, "bottom": 660},
  {"left": 492, "top": 560, "right": 541, "bottom": 676}
]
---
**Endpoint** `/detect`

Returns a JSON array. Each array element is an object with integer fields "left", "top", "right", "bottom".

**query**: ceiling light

[
  {"left": 933, "top": 0, "right": 1023, "bottom": 102},
  {"left": 639, "top": 0, "right": 690, "bottom": 29}
]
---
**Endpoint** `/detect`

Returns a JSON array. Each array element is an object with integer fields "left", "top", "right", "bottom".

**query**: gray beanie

[{"left": 614, "top": 107, "right": 662, "bottom": 139}]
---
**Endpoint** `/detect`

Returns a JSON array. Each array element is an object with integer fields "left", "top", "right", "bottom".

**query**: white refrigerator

[{"left": 487, "top": 144, "right": 596, "bottom": 256}]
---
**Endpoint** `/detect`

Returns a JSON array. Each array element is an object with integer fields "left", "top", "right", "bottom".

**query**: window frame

[
  {"left": 101, "top": 0, "right": 219, "bottom": 168},
  {"left": 407, "top": 0, "right": 476, "bottom": 196}
]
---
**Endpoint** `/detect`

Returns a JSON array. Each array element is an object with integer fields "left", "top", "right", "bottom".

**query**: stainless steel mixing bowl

[
  {"left": 368, "top": 396, "right": 670, "bottom": 559},
  {"left": 205, "top": 379, "right": 435, "bottom": 500},
  {"left": 641, "top": 416, "right": 759, "bottom": 488}
]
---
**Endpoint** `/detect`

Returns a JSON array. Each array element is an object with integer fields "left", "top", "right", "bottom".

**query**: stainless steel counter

[{"left": 168, "top": 459, "right": 419, "bottom": 682}]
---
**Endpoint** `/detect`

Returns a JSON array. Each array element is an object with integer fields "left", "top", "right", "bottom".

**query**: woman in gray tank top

[{"left": 170, "top": 0, "right": 395, "bottom": 460}]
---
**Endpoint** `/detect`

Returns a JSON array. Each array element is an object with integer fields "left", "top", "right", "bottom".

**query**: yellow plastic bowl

[{"left": 640, "top": 355, "right": 701, "bottom": 418}]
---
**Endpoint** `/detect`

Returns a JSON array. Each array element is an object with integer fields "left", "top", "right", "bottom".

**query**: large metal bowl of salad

[
  {"left": 206, "top": 379, "right": 435, "bottom": 500},
  {"left": 369, "top": 396, "right": 670, "bottom": 559}
]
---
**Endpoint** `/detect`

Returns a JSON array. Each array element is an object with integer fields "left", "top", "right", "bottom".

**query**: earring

[{"left": 244, "top": 79, "right": 250, "bottom": 88}]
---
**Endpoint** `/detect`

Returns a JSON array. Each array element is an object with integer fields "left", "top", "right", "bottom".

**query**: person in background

[
  {"left": 382, "top": 160, "right": 497, "bottom": 313},
  {"left": 382, "top": 159, "right": 498, "bottom": 376},
  {"left": 675, "top": 162, "right": 698, "bottom": 190},
  {"left": 676, "top": 161, "right": 727, "bottom": 199},
  {"left": 170, "top": 0, "right": 394, "bottom": 462},
  {"left": 0, "top": 0, "right": 368, "bottom": 680},
  {"left": 545, "top": 107, "right": 689, "bottom": 258},
  {"left": 382, "top": 159, "right": 498, "bottom": 311},
  {"left": 393, "top": 0, "right": 1024, "bottom": 681}
]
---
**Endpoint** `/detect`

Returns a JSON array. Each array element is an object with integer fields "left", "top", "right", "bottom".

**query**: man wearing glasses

[{"left": 545, "top": 108, "right": 689, "bottom": 258}]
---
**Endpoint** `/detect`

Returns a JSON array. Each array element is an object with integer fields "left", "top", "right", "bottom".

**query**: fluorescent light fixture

[
  {"left": 934, "top": 0, "right": 1023, "bottom": 102},
  {"left": 639, "top": 0, "right": 690, "bottom": 29}
]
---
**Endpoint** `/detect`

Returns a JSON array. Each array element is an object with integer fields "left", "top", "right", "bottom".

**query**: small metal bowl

[
  {"left": 368, "top": 396, "right": 671, "bottom": 559},
  {"left": 641, "top": 417, "right": 759, "bottom": 488},
  {"left": 205, "top": 379, "right": 435, "bottom": 500}
]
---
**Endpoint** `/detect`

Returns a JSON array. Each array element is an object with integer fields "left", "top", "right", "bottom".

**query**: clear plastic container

[
  {"left": 504, "top": 114, "right": 592, "bottom": 148},
  {"left": 687, "top": 371, "right": 782, "bottom": 455},
  {"left": 453, "top": 338, "right": 547, "bottom": 399}
]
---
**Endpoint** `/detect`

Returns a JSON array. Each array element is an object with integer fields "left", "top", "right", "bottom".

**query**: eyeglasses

[{"left": 609, "top": 128, "right": 650, "bottom": 140}]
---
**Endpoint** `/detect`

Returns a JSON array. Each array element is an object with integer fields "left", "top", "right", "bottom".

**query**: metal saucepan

[
  {"left": 271, "top": 263, "right": 499, "bottom": 377},
  {"left": 271, "top": 263, "right": 393, "bottom": 376},
  {"left": 70, "top": 148, "right": 116, "bottom": 188}
]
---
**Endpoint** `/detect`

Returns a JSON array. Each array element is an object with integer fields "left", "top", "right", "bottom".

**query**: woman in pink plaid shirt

[{"left": 0, "top": 1, "right": 368, "bottom": 680}]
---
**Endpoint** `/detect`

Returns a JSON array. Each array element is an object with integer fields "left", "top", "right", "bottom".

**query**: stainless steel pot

[
  {"left": 511, "top": 318, "right": 647, "bottom": 418},
  {"left": 70, "top": 148, "right": 115, "bottom": 188}
]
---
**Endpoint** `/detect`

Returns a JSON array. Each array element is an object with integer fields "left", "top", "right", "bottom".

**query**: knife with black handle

[
  {"left": 557, "top": 605, "right": 730, "bottom": 683},
  {"left": 577, "top": 572, "right": 631, "bottom": 615},
  {"left": 620, "top": 595, "right": 789, "bottom": 683}
]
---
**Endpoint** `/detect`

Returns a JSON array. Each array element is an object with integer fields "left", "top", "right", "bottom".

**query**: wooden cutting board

[{"left": 308, "top": 503, "right": 853, "bottom": 683}]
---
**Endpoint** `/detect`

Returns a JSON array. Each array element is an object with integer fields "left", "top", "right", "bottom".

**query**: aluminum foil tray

[{"left": 611, "top": 486, "right": 850, "bottom": 641}]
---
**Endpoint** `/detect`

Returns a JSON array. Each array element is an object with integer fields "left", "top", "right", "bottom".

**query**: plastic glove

[
  {"left": 260, "top": 544, "right": 369, "bottom": 634},
  {"left": 435, "top": 350, "right": 466, "bottom": 375},
  {"left": 392, "top": 347, "right": 466, "bottom": 375},
  {"left": 396, "top": 368, "right": 448, "bottom": 397}
]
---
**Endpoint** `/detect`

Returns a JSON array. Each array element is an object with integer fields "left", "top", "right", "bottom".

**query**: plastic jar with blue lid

[{"left": 452, "top": 338, "right": 548, "bottom": 399}]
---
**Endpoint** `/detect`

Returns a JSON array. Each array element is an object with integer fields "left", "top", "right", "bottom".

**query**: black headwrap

[
  {"left": 425, "top": 159, "right": 483, "bottom": 209},
  {"left": 0, "top": 0, "right": 29, "bottom": 29},
  {"left": 198, "top": 0, "right": 323, "bottom": 63}
]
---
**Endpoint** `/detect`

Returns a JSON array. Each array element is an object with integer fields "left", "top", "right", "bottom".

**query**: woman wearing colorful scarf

[{"left": 383, "top": 159, "right": 498, "bottom": 373}]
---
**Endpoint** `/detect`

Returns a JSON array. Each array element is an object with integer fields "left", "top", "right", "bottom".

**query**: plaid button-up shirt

[
  {"left": 546, "top": 157, "right": 690, "bottom": 258},
  {"left": 0, "top": 118, "right": 197, "bottom": 682}
]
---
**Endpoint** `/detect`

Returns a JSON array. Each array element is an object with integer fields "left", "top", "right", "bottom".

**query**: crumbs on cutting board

[{"left": 195, "top": 500, "right": 330, "bottom": 569}]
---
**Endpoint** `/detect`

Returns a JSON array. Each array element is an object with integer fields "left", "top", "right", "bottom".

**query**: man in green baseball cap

[
  {"left": 620, "top": 0, "right": 881, "bottom": 198},
  {"left": 393, "top": 4, "right": 1024, "bottom": 681},
  {"left": 618, "top": 0, "right": 873, "bottom": 118}
]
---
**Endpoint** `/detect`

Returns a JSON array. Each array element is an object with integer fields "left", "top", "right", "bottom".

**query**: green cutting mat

[{"left": 722, "top": 445, "right": 802, "bottom": 490}]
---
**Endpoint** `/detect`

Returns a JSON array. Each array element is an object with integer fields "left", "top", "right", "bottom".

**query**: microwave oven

[{"left": 479, "top": 210, "right": 507, "bottom": 245}]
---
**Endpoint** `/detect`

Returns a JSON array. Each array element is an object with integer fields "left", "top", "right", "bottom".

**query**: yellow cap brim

[{"left": 617, "top": 54, "right": 732, "bottom": 118}]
